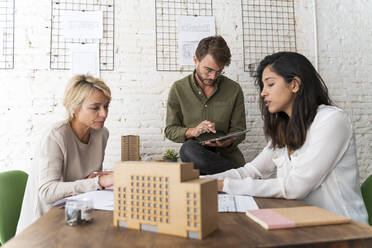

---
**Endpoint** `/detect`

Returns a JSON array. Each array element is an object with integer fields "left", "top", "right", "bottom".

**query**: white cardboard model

[{"left": 113, "top": 161, "right": 218, "bottom": 239}]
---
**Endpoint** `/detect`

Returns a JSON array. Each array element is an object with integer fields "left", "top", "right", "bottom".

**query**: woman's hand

[
  {"left": 86, "top": 173, "right": 96, "bottom": 179},
  {"left": 98, "top": 173, "right": 114, "bottom": 188},
  {"left": 217, "top": 180, "right": 224, "bottom": 192}
]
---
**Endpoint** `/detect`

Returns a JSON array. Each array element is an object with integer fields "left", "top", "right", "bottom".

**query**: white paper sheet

[
  {"left": 218, "top": 194, "right": 259, "bottom": 212},
  {"left": 54, "top": 191, "right": 258, "bottom": 213},
  {"left": 0, "top": 31, "right": 3, "bottom": 56},
  {"left": 54, "top": 190, "right": 114, "bottom": 211},
  {"left": 60, "top": 10, "right": 103, "bottom": 40},
  {"left": 177, "top": 16, "right": 216, "bottom": 66},
  {"left": 69, "top": 43, "right": 100, "bottom": 78}
]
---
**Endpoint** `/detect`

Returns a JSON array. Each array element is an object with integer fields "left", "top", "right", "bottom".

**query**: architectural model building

[
  {"left": 113, "top": 161, "right": 218, "bottom": 239},
  {"left": 121, "top": 135, "right": 140, "bottom": 161}
]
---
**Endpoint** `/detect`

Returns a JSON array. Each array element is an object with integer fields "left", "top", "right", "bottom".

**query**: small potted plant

[{"left": 162, "top": 149, "right": 179, "bottom": 162}]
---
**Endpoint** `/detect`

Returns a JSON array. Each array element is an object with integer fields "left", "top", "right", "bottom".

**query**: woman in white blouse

[
  {"left": 17, "top": 75, "right": 114, "bottom": 233},
  {"left": 210, "top": 52, "right": 368, "bottom": 224}
]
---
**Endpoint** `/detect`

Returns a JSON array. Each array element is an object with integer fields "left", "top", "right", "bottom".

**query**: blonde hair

[{"left": 63, "top": 75, "right": 111, "bottom": 120}]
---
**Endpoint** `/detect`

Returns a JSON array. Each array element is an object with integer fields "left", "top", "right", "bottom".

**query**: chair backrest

[
  {"left": 0, "top": 170, "right": 28, "bottom": 245},
  {"left": 361, "top": 174, "right": 372, "bottom": 225}
]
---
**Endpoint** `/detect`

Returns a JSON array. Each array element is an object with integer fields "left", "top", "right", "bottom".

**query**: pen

[{"left": 93, "top": 170, "right": 113, "bottom": 175}]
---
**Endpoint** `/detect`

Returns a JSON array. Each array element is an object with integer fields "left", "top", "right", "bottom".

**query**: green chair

[
  {"left": 0, "top": 170, "right": 28, "bottom": 245},
  {"left": 361, "top": 174, "right": 372, "bottom": 225}
]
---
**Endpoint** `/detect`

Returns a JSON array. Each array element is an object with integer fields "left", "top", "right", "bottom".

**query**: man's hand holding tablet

[{"left": 201, "top": 130, "right": 249, "bottom": 147}]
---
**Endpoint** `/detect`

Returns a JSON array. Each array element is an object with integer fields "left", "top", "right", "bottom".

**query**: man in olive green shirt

[{"left": 165, "top": 36, "right": 246, "bottom": 175}]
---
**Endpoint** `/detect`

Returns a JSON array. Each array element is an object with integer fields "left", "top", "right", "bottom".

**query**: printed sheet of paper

[
  {"left": 177, "top": 16, "right": 215, "bottom": 66},
  {"left": 60, "top": 10, "right": 103, "bottom": 40},
  {"left": 70, "top": 43, "right": 100, "bottom": 78},
  {"left": 218, "top": 194, "right": 259, "bottom": 212},
  {"left": 54, "top": 190, "right": 114, "bottom": 211}
]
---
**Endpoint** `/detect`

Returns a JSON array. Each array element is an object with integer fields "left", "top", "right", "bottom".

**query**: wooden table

[{"left": 4, "top": 198, "right": 372, "bottom": 247}]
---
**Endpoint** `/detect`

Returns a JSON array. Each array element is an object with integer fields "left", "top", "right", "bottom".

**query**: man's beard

[{"left": 195, "top": 67, "right": 217, "bottom": 87}]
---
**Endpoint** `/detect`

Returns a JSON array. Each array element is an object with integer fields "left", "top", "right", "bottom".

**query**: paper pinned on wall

[
  {"left": 0, "top": 30, "right": 4, "bottom": 57},
  {"left": 177, "top": 16, "right": 215, "bottom": 66},
  {"left": 218, "top": 194, "right": 259, "bottom": 212},
  {"left": 70, "top": 43, "right": 100, "bottom": 78},
  {"left": 60, "top": 10, "right": 103, "bottom": 40}
]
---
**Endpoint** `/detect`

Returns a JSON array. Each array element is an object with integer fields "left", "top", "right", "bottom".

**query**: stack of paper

[
  {"left": 218, "top": 194, "right": 258, "bottom": 212},
  {"left": 54, "top": 189, "right": 114, "bottom": 211}
]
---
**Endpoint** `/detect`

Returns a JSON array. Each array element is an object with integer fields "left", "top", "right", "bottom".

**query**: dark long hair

[{"left": 255, "top": 52, "right": 333, "bottom": 150}]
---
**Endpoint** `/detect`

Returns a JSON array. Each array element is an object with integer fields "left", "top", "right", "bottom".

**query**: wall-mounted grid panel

[
  {"left": 0, "top": 0, "right": 14, "bottom": 69},
  {"left": 50, "top": 0, "right": 114, "bottom": 70},
  {"left": 241, "top": 0, "right": 296, "bottom": 76},
  {"left": 155, "top": 0, "right": 213, "bottom": 71}
]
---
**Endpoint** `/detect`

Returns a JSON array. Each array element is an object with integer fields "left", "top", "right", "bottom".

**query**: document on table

[
  {"left": 218, "top": 194, "right": 259, "bottom": 212},
  {"left": 53, "top": 189, "right": 114, "bottom": 211},
  {"left": 54, "top": 190, "right": 258, "bottom": 213}
]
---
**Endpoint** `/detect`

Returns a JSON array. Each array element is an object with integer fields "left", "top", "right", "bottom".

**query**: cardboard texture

[
  {"left": 246, "top": 206, "right": 351, "bottom": 230},
  {"left": 121, "top": 135, "right": 140, "bottom": 161},
  {"left": 113, "top": 161, "right": 218, "bottom": 239}
]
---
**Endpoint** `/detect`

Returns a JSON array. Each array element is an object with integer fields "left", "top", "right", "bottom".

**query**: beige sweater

[{"left": 17, "top": 120, "right": 109, "bottom": 233}]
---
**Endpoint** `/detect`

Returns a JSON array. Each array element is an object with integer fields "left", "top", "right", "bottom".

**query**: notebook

[{"left": 246, "top": 206, "right": 350, "bottom": 230}]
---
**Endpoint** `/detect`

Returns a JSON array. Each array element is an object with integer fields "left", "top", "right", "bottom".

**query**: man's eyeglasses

[{"left": 204, "top": 67, "right": 225, "bottom": 77}]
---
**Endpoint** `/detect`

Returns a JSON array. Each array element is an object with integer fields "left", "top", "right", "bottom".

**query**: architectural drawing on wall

[
  {"left": 155, "top": 0, "right": 213, "bottom": 71},
  {"left": 69, "top": 43, "right": 100, "bottom": 78},
  {"left": 241, "top": 0, "right": 296, "bottom": 76},
  {"left": 0, "top": 0, "right": 14, "bottom": 69},
  {"left": 177, "top": 16, "right": 215, "bottom": 66},
  {"left": 50, "top": 0, "right": 114, "bottom": 71}
]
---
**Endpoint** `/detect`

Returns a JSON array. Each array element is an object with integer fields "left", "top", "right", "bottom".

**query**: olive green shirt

[{"left": 165, "top": 72, "right": 246, "bottom": 167}]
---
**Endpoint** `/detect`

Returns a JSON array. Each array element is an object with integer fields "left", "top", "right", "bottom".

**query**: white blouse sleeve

[
  {"left": 38, "top": 133, "right": 98, "bottom": 204},
  {"left": 223, "top": 109, "right": 353, "bottom": 198},
  {"left": 207, "top": 142, "right": 277, "bottom": 180}
]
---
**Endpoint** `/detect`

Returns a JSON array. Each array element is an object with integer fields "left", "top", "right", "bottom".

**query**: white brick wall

[{"left": 0, "top": 0, "right": 371, "bottom": 183}]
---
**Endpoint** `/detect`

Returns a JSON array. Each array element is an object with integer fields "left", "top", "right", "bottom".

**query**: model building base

[{"left": 113, "top": 161, "right": 218, "bottom": 239}]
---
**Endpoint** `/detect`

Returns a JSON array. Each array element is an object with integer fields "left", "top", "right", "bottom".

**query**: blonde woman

[{"left": 17, "top": 75, "right": 113, "bottom": 233}]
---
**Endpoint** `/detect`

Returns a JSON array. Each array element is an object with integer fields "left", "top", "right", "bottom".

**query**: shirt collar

[{"left": 191, "top": 70, "right": 221, "bottom": 91}]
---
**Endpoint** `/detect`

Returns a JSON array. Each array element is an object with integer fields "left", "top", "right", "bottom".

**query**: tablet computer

[{"left": 201, "top": 130, "right": 249, "bottom": 144}]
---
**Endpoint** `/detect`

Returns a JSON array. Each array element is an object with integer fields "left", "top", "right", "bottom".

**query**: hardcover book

[{"left": 246, "top": 206, "right": 350, "bottom": 230}]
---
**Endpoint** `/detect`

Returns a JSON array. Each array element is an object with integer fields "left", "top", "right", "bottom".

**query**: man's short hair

[{"left": 195, "top": 35, "right": 231, "bottom": 67}]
